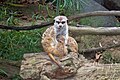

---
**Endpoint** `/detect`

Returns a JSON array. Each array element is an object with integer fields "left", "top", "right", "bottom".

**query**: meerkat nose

[{"left": 59, "top": 25, "right": 62, "bottom": 28}]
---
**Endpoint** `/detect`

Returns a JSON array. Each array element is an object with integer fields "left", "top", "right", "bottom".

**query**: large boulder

[
  {"left": 80, "top": 0, "right": 118, "bottom": 27},
  {"left": 94, "top": 0, "right": 120, "bottom": 10},
  {"left": 94, "top": 0, "right": 104, "bottom": 5}
]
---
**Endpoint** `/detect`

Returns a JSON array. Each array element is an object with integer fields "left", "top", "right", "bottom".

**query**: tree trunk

[{"left": 69, "top": 26, "right": 120, "bottom": 35}]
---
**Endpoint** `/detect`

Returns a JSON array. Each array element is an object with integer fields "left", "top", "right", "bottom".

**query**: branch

[
  {"left": 69, "top": 11, "right": 120, "bottom": 20},
  {"left": 79, "top": 44, "right": 120, "bottom": 58},
  {"left": 69, "top": 26, "right": 120, "bottom": 35},
  {"left": 0, "top": 21, "right": 53, "bottom": 31},
  {"left": 0, "top": 11, "right": 120, "bottom": 31}
]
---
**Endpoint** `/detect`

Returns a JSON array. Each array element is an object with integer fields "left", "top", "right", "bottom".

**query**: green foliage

[
  {"left": 116, "top": 22, "right": 120, "bottom": 27},
  {"left": 0, "top": 69, "right": 8, "bottom": 77},
  {"left": 103, "top": 51, "right": 114, "bottom": 64},
  {"left": 0, "top": 2, "right": 48, "bottom": 61},
  {"left": 38, "top": 4, "right": 55, "bottom": 18},
  {"left": 80, "top": 16, "right": 108, "bottom": 27},
  {"left": 11, "top": 74, "right": 23, "bottom": 80},
  {"left": 32, "top": 14, "right": 40, "bottom": 20},
  {"left": 53, "top": 0, "right": 87, "bottom": 15},
  {"left": 6, "top": 15, "right": 19, "bottom": 26},
  {"left": 102, "top": 51, "right": 120, "bottom": 64},
  {"left": 0, "top": 6, "right": 20, "bottom": 25},
  {"left": 80, "top": 35, "right": 100, "bottom": 49},
  {"left": 0, "top": 28, "right": 46, "bottom": 61},
  {"left": 0, "top": 6, "right": 9, "bottom": 21}
]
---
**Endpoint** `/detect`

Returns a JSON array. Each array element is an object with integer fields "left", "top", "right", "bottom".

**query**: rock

[
  {"left": 20, "top": 52, "right": 120, "bottom": 80},
  {"left": 104, "top": 0, "right": 120, "bottom": 10},
  {"left": 94, "top": 0, "right": 120, "bottom": 10},
  {"left": 94, "top": 0, "right": 104, "bottom": 5},
  {"left": 80, "top": 0, "right": 118, "bottom": 27},
  {"left": 20, "top": 52, "right": 83, "bottom": 79},
  {"left": 40, "top": 75, "right": 50, "bottom": 80}
]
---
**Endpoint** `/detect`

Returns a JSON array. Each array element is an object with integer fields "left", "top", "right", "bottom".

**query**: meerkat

[{"left": 41, "top": 16, "right": 78, "bottom": 68}]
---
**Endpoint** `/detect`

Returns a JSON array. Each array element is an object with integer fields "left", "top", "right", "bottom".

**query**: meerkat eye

[
  {"left": 61, "top": 21, "right": 65, "bottom": 24},
  {"left": 67, "top": 20, "right": 68, "bottom": 23},
  {"left": 56, "top": 21, "right": 60, "bottom": 24}
]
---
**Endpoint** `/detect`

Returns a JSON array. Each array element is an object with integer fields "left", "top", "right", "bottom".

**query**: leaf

[{"left": 0, "top": 69, "right": 9, "bottom": 77}]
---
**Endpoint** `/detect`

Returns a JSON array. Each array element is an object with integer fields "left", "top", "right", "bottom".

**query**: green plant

[
  {"left": 0, "top": 28, "right": 46, "bottom": 61},
  {"left": 38, "top": 4, "right": 54, "bottom": 18},
  {"left": 0, "top": 6, "right": 9, "bottom": 21},
  {"left": 102, "top": 51, "right": 120, "bottom": 64},
  {"left": 0, "top": 68, "right": 8, "bottom": 77},
  {"left": 52, "top": 0, "right": 87, "bottom": 15},
  {"left": 102, "top": 51, "right": 114, "bottom": 64},
  {"left": 11, "top": 74, "right": 23, "bottom": 80},
  {"left": 0, "top": 6, "right": 20, "bottom": 25},
  {"left": 32, "top": 14, "right": 40, "bottom": 20},
  {"left": 6, "top": 11, "right": 21, "bottom": 26},
  {"left": 6, "top": 15, "right": 19, "bottom": 26},
  {"left": 116, "top": 22, "right": 120, "bottom": 27}
]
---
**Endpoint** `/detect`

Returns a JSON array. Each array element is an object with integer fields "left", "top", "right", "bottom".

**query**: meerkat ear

[{"left": 53, "top": 20, "right": 55, "bottom": 23}]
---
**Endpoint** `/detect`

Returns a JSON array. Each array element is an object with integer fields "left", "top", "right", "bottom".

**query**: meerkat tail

[{"left": 48, "top": 53, "right": 63, "bottom": 68}]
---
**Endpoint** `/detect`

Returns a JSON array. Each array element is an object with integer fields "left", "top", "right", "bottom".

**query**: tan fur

[
  {"left": 67, "top": 36, "right": 78, "bottom": 53},
  {"left": 41, "top": 26, "right": 68, "bottom": 58}
]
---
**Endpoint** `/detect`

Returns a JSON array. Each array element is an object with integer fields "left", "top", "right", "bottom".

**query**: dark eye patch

[
  {"left": 61, "top": 21, "right": 65, "bottom": 24},
  {"left": 56, "top": 21, "right": 60, "bottom": 24}
]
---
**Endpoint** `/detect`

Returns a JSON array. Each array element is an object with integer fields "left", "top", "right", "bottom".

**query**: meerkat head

[{"left": 54, "top": 16, "right": 68, "bottom": 30}]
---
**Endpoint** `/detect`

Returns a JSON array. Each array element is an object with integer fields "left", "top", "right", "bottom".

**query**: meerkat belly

[{"left": 52, "top": 45, "right": 68, "bottom": 58}]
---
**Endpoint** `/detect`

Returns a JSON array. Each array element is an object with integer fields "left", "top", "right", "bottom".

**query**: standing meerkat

[
  {"left": 54, "top": 16, "right": 68, "bottom": 46},
  {"left": 41, "top": 16, "right": 78, "bottom": 68}
]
